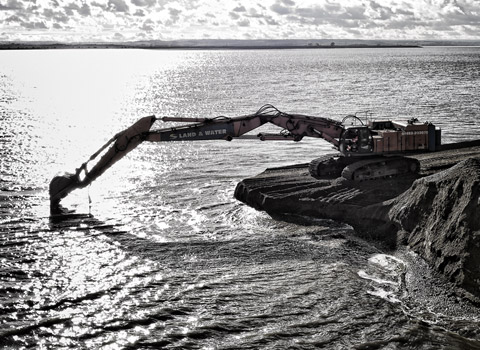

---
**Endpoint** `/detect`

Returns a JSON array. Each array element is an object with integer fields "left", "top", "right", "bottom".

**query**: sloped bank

[
  {"left": 388, "top": 158, "right": 480, "bottom": 299},
  {"left": 234, "top": 142, "right": 480, "bottom": 300}
]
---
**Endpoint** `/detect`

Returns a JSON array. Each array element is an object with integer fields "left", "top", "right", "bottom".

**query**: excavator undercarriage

[
  {"left": 308, "top": 154, "right": 421, "bottom": 181},
  {"left": 49, "top": 105, "right": 440, "bottom": 211}
]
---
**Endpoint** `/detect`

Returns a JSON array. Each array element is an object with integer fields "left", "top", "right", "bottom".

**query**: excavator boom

[
  {"left": 148, "top": 105, "right": 343, "bottom": 144},
  {"left": 49, "top": 105, "right": 344, "bottom": 211}
]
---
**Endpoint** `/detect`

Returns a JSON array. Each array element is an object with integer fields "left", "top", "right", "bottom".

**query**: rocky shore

[{"left": 235, "top": 140, "right": 480, "bottom": 300}]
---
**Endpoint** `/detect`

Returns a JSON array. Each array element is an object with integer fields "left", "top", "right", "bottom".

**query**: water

[{"left": 1, "top": 47, "right": 480, "bottom": 349}]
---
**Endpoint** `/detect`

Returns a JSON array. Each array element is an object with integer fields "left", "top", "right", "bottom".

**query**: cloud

[
  {"left": 22, "top": 20, "right": 48, "bottom": 29},
  {"left": 5, "top": 14, "right": 23, "bottom": 22},
  {"left": 0, "top": 0, "right": 480, "bottom": 42},
  {"left": 246, "top": 8, "right": 265, "bottom": 18},
  {"left": 369, "top": 1, "right": 394, "bottom": 20},
  {"left": 91, "top": 1, "right": 107, "bottom": 11},
  {"left": 108, "top": 0, "right": 129, "bottom": 13},
  {"left": 113, "top": 31, "right": 124, "bottom": 39},
  {"left": 237, "top": 18, "right": 250, "bottom": 27},
  {"left": 293, "top": 2, "right": 368, "bottom": 25},
  {"left": 168, "top": 7, "right": 181, "bottom": 23},
  {"left": 232, "top": 5, "right": 246, "bottom": 12},
  {"left": 270, "top": 3, "right": 293, "bottom": 15},
  {"left": 269, "top": 0, "right": 480, "bottom": 38},
  {"left": 132, "top": 0, "right": 156, "bottom": 7},
  {"left": 439, "top": 0, "right": 480, "bottom": 25},
  {"left": 229, "top": 11, "right": 240, "bottom": 20},
  {"left": 264, "top": 16, "right": 279, "bottom": 25},
  {"left": 0, "top": 0, "right": 23, "bottom": 11},
  {"left": 141, "top": 18, "right": 155, "bottom": 31},
  {"left": 43, "top": 8, "right": 69, "bottom": 23},
  {"left": 63, "top": 3, "right": 91, "bottom": 17},
  {"left": 78, "top": 3, "right": 91, "bottom": 16}
]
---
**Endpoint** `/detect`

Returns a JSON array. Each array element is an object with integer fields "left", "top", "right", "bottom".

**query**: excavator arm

[{"left": 49, "top": 105, "right": 344, "bottom": 211}]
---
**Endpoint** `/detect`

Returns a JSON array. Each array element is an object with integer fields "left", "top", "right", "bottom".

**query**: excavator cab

[{"left": 339, "top": 126, "right": 373, "bottom": 156}]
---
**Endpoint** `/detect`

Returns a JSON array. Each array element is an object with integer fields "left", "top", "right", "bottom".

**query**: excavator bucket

[{"left": 49, "top": 172, "right": 81, "bottom": 208}]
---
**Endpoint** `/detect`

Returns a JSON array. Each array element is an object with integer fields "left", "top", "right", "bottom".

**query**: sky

[{"left": 0, "top": 0, "right": 479, "bottom": 42}]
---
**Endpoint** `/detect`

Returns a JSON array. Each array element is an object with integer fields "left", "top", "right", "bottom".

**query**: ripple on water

[{"left": 2, "top": 47, "right": 480, "bottom": 348}]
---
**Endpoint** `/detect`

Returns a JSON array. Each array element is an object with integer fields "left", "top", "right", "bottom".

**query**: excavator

[{"left": 49, "top": 104, "right": 441, "bottom": 211}]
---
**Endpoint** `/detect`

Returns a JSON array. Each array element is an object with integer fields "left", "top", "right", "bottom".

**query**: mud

[{"left": 235, "top": 140, "right": 480, "bottom": 300}]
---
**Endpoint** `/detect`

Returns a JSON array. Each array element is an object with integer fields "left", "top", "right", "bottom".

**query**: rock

[{"left": 388, "top": 158, "right": 480, "bottom": 298}]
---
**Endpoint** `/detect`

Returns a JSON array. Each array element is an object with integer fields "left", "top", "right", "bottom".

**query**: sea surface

[{"left": 1, "top": 47, "right": 480, "bottom": 349}]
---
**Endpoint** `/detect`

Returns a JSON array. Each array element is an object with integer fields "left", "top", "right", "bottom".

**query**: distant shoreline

[{"left": 0, "top": 43, "right": 422, "bottom": 50}]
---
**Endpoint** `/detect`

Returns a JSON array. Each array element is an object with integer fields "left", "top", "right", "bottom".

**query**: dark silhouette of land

[
  {"left": 2, "top": 39, "right": 479, "bottom": 50},
  {"left": 0, "top": 41, "right": 421, "bottom": 50}
]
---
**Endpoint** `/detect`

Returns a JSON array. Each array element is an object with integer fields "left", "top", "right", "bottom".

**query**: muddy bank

[{"left": 235, "top": 140, "right": 480, "bottom": 300}]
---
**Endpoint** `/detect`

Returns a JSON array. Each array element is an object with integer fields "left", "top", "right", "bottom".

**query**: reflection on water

[
  {"left": 3, "top": 210, "right": 480, "bottom": 349},
  {"left": 1, "top": 47, "right": 480, "bottom": 348}
]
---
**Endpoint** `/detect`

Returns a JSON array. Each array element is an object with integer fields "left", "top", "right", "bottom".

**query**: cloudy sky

[{"left": 1, "top": 0, "right": 479, "bottom": 42}]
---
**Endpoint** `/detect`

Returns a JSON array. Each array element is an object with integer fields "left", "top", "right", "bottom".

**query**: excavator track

[
  {"left": 309, "top": 154, "right": 358, "bottom": 179},
  {"left": 341, "top": 156, "right": 420, "bottom": 181}
]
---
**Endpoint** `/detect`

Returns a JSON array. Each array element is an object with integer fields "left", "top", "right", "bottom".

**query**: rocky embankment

[{"left": 235, "top": 140, "right": 480, "bottom": 300}]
